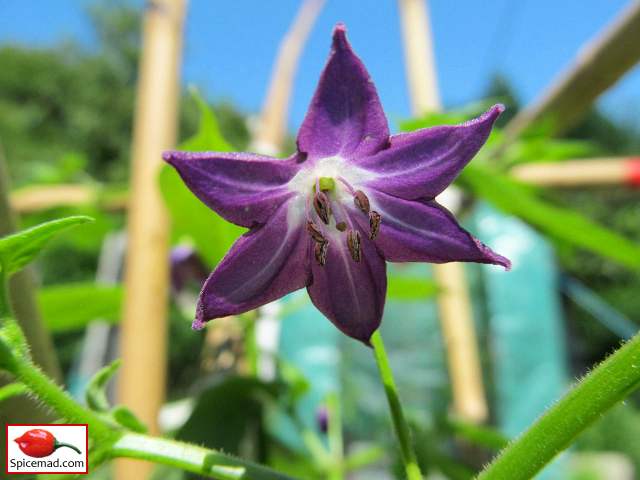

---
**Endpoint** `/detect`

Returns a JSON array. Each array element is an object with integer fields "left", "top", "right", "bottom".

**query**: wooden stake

[
  {"left": 116, "top": 1, "right": 186, "bottom": 479},
  {"left": 397, "top": 0, "right": 488, "bottom": 423},
  {"left": 511, "top": 157, "right": 640, "bottom": 187},
  {"left": 250, "top": 0, "right": 326, "bottom": 155},
  {"left": 503, "top": 0, "right": 640, "bottom": 141},
  {"left": 398, "top": 0, "right": 441, "bottom": 115}
]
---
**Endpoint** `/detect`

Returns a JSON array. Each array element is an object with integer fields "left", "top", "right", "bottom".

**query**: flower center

[{"left": 305, "top": 176, "right": 381, "bottom": 268}]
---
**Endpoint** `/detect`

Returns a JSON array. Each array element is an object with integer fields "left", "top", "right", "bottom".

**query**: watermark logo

[{"left": 7, "top": 424, "right": 88, "bottom": 474}]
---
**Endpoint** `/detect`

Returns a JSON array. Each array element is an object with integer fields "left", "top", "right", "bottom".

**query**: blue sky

[{"left": 2, "top": 1, "right": 640, "bottom": 134}]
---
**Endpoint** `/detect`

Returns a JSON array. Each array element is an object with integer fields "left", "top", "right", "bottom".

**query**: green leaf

[
  {"left": 159, "top": 164, "right": 245, "bottom": 267},
  {"left": 445, "top": 416, "right": 509, "bottom": 450},
  {"left": 458, "top": 164, "right": 640, "bottom": 268},
  {"left": 112, "top": 405, "right": 148, "bottom": 433},
  {"left": 179, "top": 86, "right": 233, "bottom": 152},
  {"left": 160, "top": 88, "right": 244, "bottom": 266},
  {"left": 387, "top": 275, "right": 439, "bottom": 300},
  {"left": 38, "top": 282, "right": 122, "bottom": 333},
  {"left": 0, "top": 216, "right": 93, "bottom": 276},
  {"left": 177, "top": 377, "right": 281, "bottom": 458},
  {"left": 0, "top": 382, "right": 28, "bottom": 404},
  {"left": 85, "top": 360, "right": 121, "bottom": 412}
]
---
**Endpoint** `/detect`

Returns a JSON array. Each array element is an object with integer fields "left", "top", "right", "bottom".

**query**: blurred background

[{"left": 1, "top": 1, "right": 640, "bottom": 479}]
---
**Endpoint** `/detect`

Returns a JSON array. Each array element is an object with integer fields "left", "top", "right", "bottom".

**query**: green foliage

[
  {"left": 387, "top": 274, "right": 439, "bottom": 300},
  {"left": 112, "top": 405, "right": 148, "bottom": 433},
  {"left": 0, "top": 382, "right": 28, "bottom": 404},
  {"left": 38, "top": 282, "right": 122, "bottom": 333},
  {"left": 160, "top": 91, "right": 246, "bottom": 267},
  {"left": 177, "top": 377, "right": 281, "bottom": 462},
  {"left": 458, "top": 163, "right": 640, "bottom": 268},
  {"left": 179, "top": 87, "right": 233, "bottom": 152},
  {"left": 85, "top": 359, "right": 121, "bottom": 412},
  {"left": 0, "top": 216, "right": 93, "bottom": 276}
]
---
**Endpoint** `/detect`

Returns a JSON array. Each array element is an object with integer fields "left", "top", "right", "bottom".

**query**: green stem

[
  {"left": 370, "top": 330, "right": 422, "bottom": 480},
  {"left": 3, "top": 335, "right": 116, "bottom": 442},
  {"left": 54, "top": 440, "right": 82, "bottom": 455},
  {"left": 1, "top": 319, "right": 302, "bottom": 480},
  {"left": 108, "top": 432, "right": 298, "bottom": 480},
  {"left": 477, "top": 332, "right": 640, "bottom": 480},
  {"left": 0, "top": 267, "right": 11, "bottom": 319}
]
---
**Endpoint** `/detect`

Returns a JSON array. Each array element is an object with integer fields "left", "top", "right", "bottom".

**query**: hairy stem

[
  {"left": 477, "top": 332, "right": 640, "bottom": 480},
  {"left": 109, "top": 432, "right": 298, "bottom": 480},
  {"left": 370, "top": 330, "right": 423, "bottom": 480}
]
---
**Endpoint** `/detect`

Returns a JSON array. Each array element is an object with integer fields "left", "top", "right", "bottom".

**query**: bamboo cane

[
  {"left": 250, "top": 0, "right": 326, "bottom": 155},
  {"left": 116, "top": 1, "right": 186, "bottom": 479},
  {"left": 503, "top": 0, "right": 640, "bottom": 142},
  {"left": 398, "top": 0, "right": 488, "bottom": 423},
  {"left": 510, "top": 157, "right": 640, "bottom": 187}
]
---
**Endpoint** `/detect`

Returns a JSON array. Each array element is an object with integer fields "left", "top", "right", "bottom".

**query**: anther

[
  {"left": 306, "top": 220, "right": 328, "bottom": 243},
  {"left": 346, "top": 230, "right": 362, "bottom": 263},
  {"left": 336, "top": 221, "right": 347, "bottom": 232},
  {"left": 353, "top": 190, "right": 370, "bottom": 214},
  {"left": 369, "top": 211, "right": 381, "bottom": 240},
  {"left": 315, "top": 241, "right": 328, "bottom": 268},
  {"left": 313, "top": 192, "right": 331, "bottom": 224}
]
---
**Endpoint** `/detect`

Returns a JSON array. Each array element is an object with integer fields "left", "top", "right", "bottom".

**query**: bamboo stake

[
  {"left": 10, "top": 184, "right": 128, "bottom": 213},
  {"left": 398, "top": 0, "right": 488, "bottom": 423},
  {"left": 503, "top": 0, "right": 640, "bottom": 142},
  {"left": 250, "top": 0, "right": 326, "bottom": 155},
  {"left": 510, "top": 157, "right": 640, "bottom": 187},
  {"left": 398, "top": 0, "right": 441, "bottom": 115},
  {"left": 116, "top": 1, "right": 186, "bottom": 479}
]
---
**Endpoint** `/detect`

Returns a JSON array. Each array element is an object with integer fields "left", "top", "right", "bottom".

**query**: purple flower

[{"left": 163, "top": 24, "right": 510, "bottom": 346}]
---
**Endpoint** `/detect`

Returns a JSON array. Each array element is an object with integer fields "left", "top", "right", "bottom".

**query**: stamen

[
  {"left": 336, "top": 222, "right": 347, "bottom": 232},
  {"left": 336, "top": 176, "right": 356, "bottom": 196},
  {"left": 314, "top": 241, "right": 328, "bottom": 267},
  {"left": 369, "top": 211, "right": 381, "bottom": 240},
  {"left": 306, "top": 220, "right": 328, "bottom": 243},
  {"left": 313, "top": 191, "right": 330, "bottom": 224},
  {"left": 353, "top": 190, "right": 370, "bottom": 214},
  {"left": 346, "top": 230, "right": 362, "bottom": 263}
]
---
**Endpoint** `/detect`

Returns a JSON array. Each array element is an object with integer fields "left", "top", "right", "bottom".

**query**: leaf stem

[
  {"left": 108, "top": 432, "right": 299, "bottom": 480},
  {"left": 370, "top": 330, "right": 423, "bottom": 480},
  {"left": 476, "top": 332, "right": 640, "bottom": 480}
]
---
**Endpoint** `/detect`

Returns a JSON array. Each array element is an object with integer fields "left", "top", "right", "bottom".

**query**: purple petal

[
  {"left": 361, "top": 191, "right": 511, "bottom": 269},
  {"left": 163, "top": 150, "right": 299, "bottom": 228},
  {"left": 297, "top": 23, "right": 390, "bottom": 162},
  {"left": 307, "top": 224, "right": 387, "bottom": 346},
  {"left": 361, "top": 105, "right": 504, "bottom": 200},
  {"left": 193, "top": 202, "right": 311, "bottom": 328}
]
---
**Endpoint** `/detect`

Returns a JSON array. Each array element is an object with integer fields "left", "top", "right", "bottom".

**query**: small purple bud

[
  {"left": 306, "top": 220, "right": 328, "bottom": 243},
  {"left": 313, "top": 192, "right": 331, "bottom": 224},
  {"left": 170, "top": 245, "right": 209, "bottom": 293},
  {"left": 315, "top": 241, "right": 329, "bottom": 267},
  {"left": 346, "top": 230, "right": 361, "bottom": 263},
  {"left": 353, "top": 190, "right": 370, "bottom": 214},
  {"left": 369, "top": 211, "right": 381, "bottom": 240},
  {"left": 316, "top": 405, "right": 329, "bottom": 433}
]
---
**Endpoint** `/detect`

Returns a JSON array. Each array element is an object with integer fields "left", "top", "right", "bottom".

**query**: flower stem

[
  {"left": 476, "top": 332, "right": 640, "bottom": 480},
  {"left": 370, "top": 330, "right": 422, "bottom": 480}
]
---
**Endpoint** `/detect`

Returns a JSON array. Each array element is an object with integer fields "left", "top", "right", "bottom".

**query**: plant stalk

[
  {"left": 477, "top": 332, "right": 640, "bottom": 480},
  {"left": 370, "top": 330, "right": 423, "bottom": 480}
]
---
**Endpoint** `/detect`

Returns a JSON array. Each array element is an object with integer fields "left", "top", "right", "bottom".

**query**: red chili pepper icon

[{"left": 14, "top": 429, "right": 81, "bottom": 458}]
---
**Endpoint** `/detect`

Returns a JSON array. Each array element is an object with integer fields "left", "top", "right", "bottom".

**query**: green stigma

[{"left": 316, "top": 177, "right": 336, "bottom": 193}]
